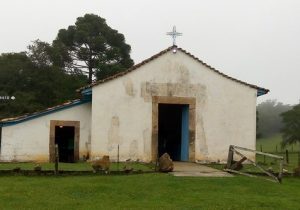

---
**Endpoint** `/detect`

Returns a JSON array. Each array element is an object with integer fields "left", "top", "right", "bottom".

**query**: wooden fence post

[
  {"left": 117, "top": 144, "right": 119, "bottom": 172},
  {"left": 285, "top": 149, "right": 289, "bottom": 164},
  {"left": 226, "top": 145, "right": 234, "bottom": 169},
  {"left": 225, "top": 145, "right": 284, "bottom": 183},
  {"left": 55, "top": 144, "right": 59, "bottom": 175},
  {"left": 278, "top": 159, "right": 283, "bottom": 183},
  {"left": 298, "top": 151, "right": 300, "bottom": 168}
]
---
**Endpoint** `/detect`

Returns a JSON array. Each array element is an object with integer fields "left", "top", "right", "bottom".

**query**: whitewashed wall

[
  {"left": 0, "top": 103, "right": 91, "bottom": 162},
  {"left": 91, "top": 50, "right": 257, "bottom": 162}
]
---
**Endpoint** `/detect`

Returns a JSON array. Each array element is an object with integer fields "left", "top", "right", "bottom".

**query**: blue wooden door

[{"left": 181, "top": 105, "right": 189, "bottom": 161}]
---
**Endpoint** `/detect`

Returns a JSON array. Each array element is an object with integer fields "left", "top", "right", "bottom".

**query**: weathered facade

[{"left": 0, "top": 46, "right": 268, "bottom": 163}]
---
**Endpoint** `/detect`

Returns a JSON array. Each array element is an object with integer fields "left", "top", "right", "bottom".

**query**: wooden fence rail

[{"left": 225, "top": 145, "right": 284, "bottom": 183}]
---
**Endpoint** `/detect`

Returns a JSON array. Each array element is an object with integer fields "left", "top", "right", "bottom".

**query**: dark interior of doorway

[
  {"left": 55, "top": 126, "right": 75, "bottom": 163},
  {"left": 158, "top": 104, "right": 183, "bottom": 161}
]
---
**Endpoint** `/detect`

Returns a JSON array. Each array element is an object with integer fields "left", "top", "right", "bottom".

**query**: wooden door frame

[
  {"left": 151, "top": 96, "right": 196, "bottom": 162},
  {"left": 49, "top": 120, "right": 80, "bottom": 162}
]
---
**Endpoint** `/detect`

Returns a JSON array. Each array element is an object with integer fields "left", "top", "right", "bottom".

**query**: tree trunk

[{"left": 88, "top": 66, "right": 93, "bottom": 84}]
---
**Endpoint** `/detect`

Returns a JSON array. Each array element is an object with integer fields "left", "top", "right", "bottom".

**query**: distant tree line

[
  {"left": 257, "top": 99, "right": 293, "bottom": 138},
  {"left": 0, "top": 14, "right": 133, "bottom": 119},
  {"left": 257, "top": 99, "right": 300, "bottom": 150},
  {"left": 281, "top": 104, "right": 300, "bottom": 149},
  {"left": 0, "top": 52, "right": 87, "bottom": 118}
]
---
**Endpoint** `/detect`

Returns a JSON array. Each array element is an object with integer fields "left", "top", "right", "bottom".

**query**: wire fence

[{"left": 257, "top": 144, "right": 300, "bottom": 169}]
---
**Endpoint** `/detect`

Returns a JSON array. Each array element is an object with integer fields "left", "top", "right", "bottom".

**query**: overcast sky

[{"left": 0, "top": 0, "right": 299, "bottom": 105}]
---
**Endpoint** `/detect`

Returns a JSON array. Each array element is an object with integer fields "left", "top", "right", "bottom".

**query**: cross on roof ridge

[{"left": 166, "top": 26, "right": 182, "bottom": 46}]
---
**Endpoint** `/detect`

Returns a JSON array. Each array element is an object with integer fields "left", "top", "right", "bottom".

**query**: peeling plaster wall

[
  {"left": 91, "top": 51, "right": 257, "bottom": 162},
  {"left": 0, "top": 103, "right": 91, "bottom": 162}
]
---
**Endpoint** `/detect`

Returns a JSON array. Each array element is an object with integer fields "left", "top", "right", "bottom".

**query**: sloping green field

[
  {"left": 256, "top": 134, "right": 299, "bottom": 171},
  {"left": 256, "top": 133, "right": 299, "bottom": 153}
]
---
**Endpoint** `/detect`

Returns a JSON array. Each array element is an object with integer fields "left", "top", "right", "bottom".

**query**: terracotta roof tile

[{"left": 78, "top": 46, "right": 269, "bottom": 93}]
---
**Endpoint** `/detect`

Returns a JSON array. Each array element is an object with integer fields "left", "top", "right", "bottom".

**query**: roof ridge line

[
  {"left": 77, "top": 46, "right": 176, "bottom": 91},
  {"left": 77, "top": 45, "right": 269, "bottom": 93},
  {"left": 176, "top": 47, "right": 269, "bottom": 92}
]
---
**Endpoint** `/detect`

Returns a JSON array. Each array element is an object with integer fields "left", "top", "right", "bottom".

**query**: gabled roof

[{"left": 78, "top": 45, "right": 269, "bottom": 95}]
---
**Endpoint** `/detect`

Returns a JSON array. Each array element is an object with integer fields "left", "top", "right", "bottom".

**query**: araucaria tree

[
  {"left": 53, "top": 14, "right": 134, "bottom": 83},
  {"left": 281, "top": 104, "right": 300, "bottom": 148}
]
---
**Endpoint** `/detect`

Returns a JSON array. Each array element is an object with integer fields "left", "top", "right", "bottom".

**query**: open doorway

[
  {"left": 55, "top": 126, "right": 75, "bottom": 162},
  {"left": 49, "top": 120, "right": 79, "bottom": 163},
  {"left": 158, "top": 104, "right": 189, "bottom": 161}
]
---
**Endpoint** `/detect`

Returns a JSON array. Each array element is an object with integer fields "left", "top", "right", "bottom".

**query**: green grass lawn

[{"left": 0, "top": 174, "right": 299, "bottom": 210}]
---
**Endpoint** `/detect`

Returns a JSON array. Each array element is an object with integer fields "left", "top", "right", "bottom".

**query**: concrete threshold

[{"left": 169, "top": 162, "right": 233, "bottom": 177}]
